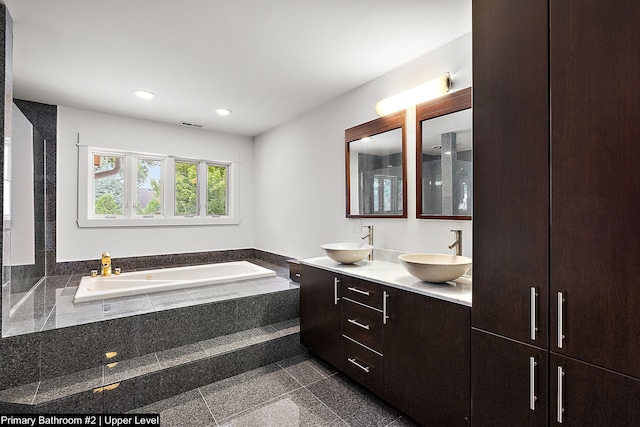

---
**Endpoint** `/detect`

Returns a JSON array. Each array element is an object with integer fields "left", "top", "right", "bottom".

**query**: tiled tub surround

[
  {"left": 0, "top": 255, "right": 299, "bottom": 404},
  {"left": 301, "top": 254, "right": 472, "bottom": 307},
  {"left": 4, "top": 257, "right": 294, "bottom": 337}
]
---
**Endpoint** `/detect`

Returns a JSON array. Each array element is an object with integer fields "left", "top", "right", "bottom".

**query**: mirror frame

[
  {"left": 345, "top": 110, "right": 407, "bottom": 218},
  {"left": 416, "top": 87, "right": 472, "bottom": 220}
]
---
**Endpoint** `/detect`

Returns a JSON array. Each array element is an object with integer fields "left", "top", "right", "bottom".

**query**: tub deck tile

[
  {"left": 102, "top": 295, "right": 153, "bottom": 320},
  {"left": 147, "top": 289, "right": 196, "bottom": 311}
]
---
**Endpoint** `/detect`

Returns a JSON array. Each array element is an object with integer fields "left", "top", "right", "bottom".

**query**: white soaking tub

[{"left": 73, "top": 261, "right": 276, "bottom": 303}]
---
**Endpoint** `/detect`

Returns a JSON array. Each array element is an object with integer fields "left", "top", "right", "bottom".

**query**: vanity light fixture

[
  {"left": 133, "top": 89, "right": 155, "bottom": 100},
  {"left": 375, "top": 72, "right": 452, "bottom": 116},
  {"left": 215, "top": 108, "right": 232, "bottom": 116}
]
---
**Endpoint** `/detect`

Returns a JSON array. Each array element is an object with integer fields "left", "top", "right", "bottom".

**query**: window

[
  {"left": 372, "top": 174, "right": 402, "bottom": 214},
  {"left": 207, "top": 163, "right": 227, "bottom": 216},
  {"left": 175, "top": 161, "right": 198, "bottom": 216},
  {"left": 93, "top": 154, "right": 126, "bottom": 216},
  {"left": 136, "top": 158, "right": 163, "bottom": 216},
  {"left": 78, "top": 146, "right": 239, "bottom": 227}
]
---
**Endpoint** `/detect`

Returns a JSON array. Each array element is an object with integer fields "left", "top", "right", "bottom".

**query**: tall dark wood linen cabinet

[{"left": 472, "top": 0, "right": 640, "bottom": 425}]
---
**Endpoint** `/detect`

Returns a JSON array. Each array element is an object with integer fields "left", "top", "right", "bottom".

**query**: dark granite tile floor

[{"left": 128, "top": 353, "right": 419, "bottom": 427}]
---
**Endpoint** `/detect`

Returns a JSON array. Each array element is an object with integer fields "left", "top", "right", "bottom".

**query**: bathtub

[{"left": 73, "top": 261, "right": 277, "bottom": 303}]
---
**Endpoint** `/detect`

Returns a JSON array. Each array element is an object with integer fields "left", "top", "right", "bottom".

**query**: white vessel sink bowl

[
  {"left": 321, "top": 243, "right": 373, "bottom": 264},
  {"left": 398, "top": 253, "right": 472, "bottom": 283}
]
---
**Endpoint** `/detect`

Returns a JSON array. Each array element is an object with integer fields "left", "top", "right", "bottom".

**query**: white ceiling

[{"left": 2, "top": 0, "right": 471, "bottom": 137}]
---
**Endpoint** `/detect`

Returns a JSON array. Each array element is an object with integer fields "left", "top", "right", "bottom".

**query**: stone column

[{"left": 440, "top": 132, "right": 457, "bottom": 216}]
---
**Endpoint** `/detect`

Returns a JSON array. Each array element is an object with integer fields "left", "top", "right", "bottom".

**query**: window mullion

[
  {"left": 126, "top": 154, "right": 136, "bottom": 218},
  {"left": 198, "top": 161, "right": 207, "bottom": 217},
  {"left": 165, "top": 156, "right": 175, "bottom": 218}
]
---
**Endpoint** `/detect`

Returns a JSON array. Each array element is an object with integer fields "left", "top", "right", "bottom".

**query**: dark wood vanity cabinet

[
  {"left": 471, "top": 330, "right": 548, "bottom": 426},
  {"left": 299, "top": 265, "right": 342, "bottom": 369},
  {"left": 340, "top": 275, "right": 385, "bottom": 396},
  {"left": 384, "top": 288, "right": 470, "bottom": 426},
  {"left": 473, "top": 0, "right": 640, "bottom": 424},
  {"left": 549, "top": 0, "right": 640, "bottom": 380},
  {"left": 300, "top": 265, "right": 471, "bottom": 426},
  {"left": 471, "top": 0, "right": 549, "bottom": 348},
  {"left": 472, "top": 0, "right": 550, "bottom": 421},
  {"left": 549, "top": 354, "right": 640, "bottom": 426}
]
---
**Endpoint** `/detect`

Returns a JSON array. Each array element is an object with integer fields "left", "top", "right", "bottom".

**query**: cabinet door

[
  {"left": 384, "top": 288, "right": 471, "bottom": 426},
  {"left": 550, "top": 0, "right": 640, "bottom": 378},
  {"left": 471, "top": 330, "right": 547, "bottom": 427},
  {"left": 549, "top": 353, "right": 640, "bottom": 425},
  {"left": 472, "top": 0, "right": 549, "bottom": 345},
  {"left": 299, "top": 265, "right": 342, "bottom": 368}
]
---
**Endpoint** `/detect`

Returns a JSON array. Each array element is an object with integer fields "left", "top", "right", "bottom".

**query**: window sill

[{"left": 76, "top": 216, "right": 240, "bottom": 228}]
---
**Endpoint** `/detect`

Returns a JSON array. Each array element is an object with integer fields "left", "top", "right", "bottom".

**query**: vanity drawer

[
  {"left": 342, "top": 300, "right": 383, "bottom": 353},
  {"left": 341, "top": 276, "right": 385, "bottom": 310},
  {"left": 342, "top": 337, "right": 383, "bottom": 396}
]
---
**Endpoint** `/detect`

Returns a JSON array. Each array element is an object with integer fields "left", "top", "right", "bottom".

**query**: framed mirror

[
  {"left": 416, "top": 88, "right": 472, "bottom": 219},
  {"left": 345, "top": 111, "right": 407, "bottom": 218}
]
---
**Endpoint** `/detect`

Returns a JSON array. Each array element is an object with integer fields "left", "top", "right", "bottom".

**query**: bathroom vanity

[{"left": 300, "top": 257, "right": 471, "bottom": 426}]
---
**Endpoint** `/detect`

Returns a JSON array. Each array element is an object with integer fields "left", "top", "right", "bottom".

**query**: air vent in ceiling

[{"left": 181, "top": 122, "right": 203, "bottom": 128}]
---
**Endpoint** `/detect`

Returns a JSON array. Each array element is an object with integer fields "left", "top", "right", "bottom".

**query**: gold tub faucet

[{"left": 101, "top": 252, "right": 112, "bottom": 276}]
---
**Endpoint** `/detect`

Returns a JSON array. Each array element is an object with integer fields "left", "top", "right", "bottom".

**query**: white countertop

[{"left": 301, "top": 256, "right": 472, "bottom": 307}]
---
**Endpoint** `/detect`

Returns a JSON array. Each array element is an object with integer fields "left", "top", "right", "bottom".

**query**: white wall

[
  {"left": 253, "top": 33, "right": 473, "bottom": 259},
  {"left": 57, "top": 107, "right": 255, "bottom": 262}
]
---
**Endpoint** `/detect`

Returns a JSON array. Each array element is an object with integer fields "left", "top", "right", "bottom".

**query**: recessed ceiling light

[
  {"left": 215, "top": 108, "right": 232, "bottom": 116},
  {"left": 134, "top": 89, "right": 155, "bottom": 99}
]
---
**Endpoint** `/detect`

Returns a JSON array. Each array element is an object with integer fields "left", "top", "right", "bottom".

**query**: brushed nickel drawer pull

[
  {"left": 383, "top": 291, "right": 389, "bottom": 324},
  {"left": 530, "top": 287, "right": 538, "bottom": 341},
  {"left": 347, "top": 357, "right": 370, "bottom": 373},
  {"left": 334, "top": 277, "right": 341, "bottom": 305},
  {"left": 347, "top": 318, "right": 370, "bottom": 330},
  {"left": 558, "top": 292, "right": 565, "bottom": 349},
  {"left": 529, "top": 356, "right": 537, "bottom": 410},
  {"left": 557, "top": 366, "right": 565, "bottom": 423},
  {"left": 347, "top": 286, "right": 370, "bottom": 296}
]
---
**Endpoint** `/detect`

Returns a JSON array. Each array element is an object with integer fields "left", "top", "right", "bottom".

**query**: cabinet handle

[
  {"left": 530, "top": 287, "right": 538, "bottom": 341},
  {"left": 382, "top": 291, "right": 389, "bottom": 324},
  {"left": 347, "top": 286, "right": 370, "bottom": 296},
  {"left": 347, "top": 357, "right": 370, "bottom": 373},
  {"left": 558, "top": 292, "right": 565, "bottom": 349},
  {"left": 334, "top": 277, "right": 340, "bottom": 305},
  {"left": 529, "top": 357, "right": 537, "bottom": 410},
  {"left": 347, "top": 318, "right": 370, "bottom": 330},
  {"left": 557, "top": 366, "right": 565, "bottom": 423}
]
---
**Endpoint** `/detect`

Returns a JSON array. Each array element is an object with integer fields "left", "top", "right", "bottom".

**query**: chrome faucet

[
  {"left": 448, "top": 230, "right": 462, "bottom": 256},
  {"left": 101, "top": 252, "right": 112, "bottom": 277},
  {"left": 362, "top": 225, "right": 374, "bottom": 260}
]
